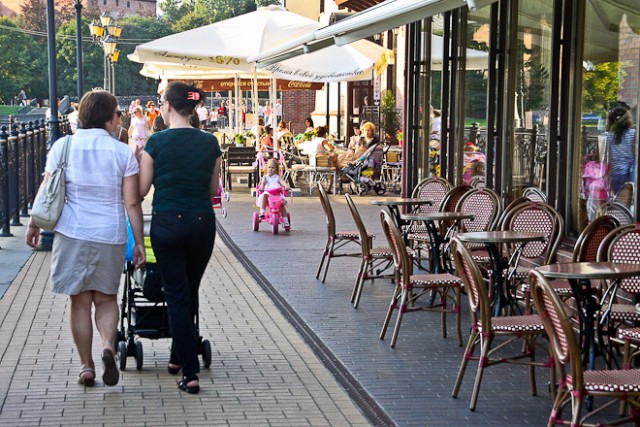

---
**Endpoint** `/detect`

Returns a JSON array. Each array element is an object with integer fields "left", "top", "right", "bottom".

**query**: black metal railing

[{"left": 0, "top": 117, "right": 71, "bottom": 240}]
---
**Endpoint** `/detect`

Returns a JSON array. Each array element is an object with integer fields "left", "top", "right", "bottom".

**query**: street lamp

[
  {"left": 88, "top": 14, "right": 122, "bottom": 94},
  {"left": 74, "top": 0, "right": 83, "bottom": 98}
]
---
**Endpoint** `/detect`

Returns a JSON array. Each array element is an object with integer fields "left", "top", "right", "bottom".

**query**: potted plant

[
  {"left": 380, "top": 90, "right": 401, "bottom": 144},
  {"left": 234, "top": 133, "right": 247, "bottom": 147}
]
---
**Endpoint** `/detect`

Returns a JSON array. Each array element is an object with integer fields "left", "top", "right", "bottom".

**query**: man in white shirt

[
  {"left": 67, "top": 103, "right": 80, "bottom": 133},
  {"left": 196, "top": 102, "right": 209, "bottom": 128},
  {"left": 275, "top": 99, "right": 282, "bottom": 123}
]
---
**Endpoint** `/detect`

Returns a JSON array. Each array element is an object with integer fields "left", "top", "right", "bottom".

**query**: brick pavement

[{"left": 0, "top": 238, "right": 370, "bottom": 426}]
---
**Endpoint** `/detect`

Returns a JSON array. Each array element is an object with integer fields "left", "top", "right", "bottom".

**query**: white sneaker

[
  {"left": 283, "top": 217, "right": 290, "bottom": 227},
  {"left": 259, "top": 209, "right": 265, "bottom": 218}
]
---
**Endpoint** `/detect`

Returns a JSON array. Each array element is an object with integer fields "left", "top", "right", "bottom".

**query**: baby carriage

[
  {"left": 211, "top": 176, "right": 230, "bottom": 218},
  {"left": 340, "top": 142, "right": 387, "bottom": 196},
  {"left": 117, "top": 216, "right": 212, "bottom": 371}
]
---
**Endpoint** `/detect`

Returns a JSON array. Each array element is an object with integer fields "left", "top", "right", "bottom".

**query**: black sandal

[{"left": 178, "top": 375, "right": 200, "bottom": 394}]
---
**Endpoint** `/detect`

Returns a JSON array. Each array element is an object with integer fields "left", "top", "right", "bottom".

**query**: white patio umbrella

[
  {"left": 429, "top": 34, "right": 489, "bottom": 71},
  {"left": 129, "top": 5, "right": 390, "bottom": 83}
]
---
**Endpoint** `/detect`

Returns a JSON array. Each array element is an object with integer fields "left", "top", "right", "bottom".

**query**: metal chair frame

[
  {"left": 451, "top": 238, "right": 554, "bottom": 411},
  {"left": 379, "top": 211, "right": 463, "bottom": 348},
  {"left": 531, "top": 270, "right": 640, "bottom": 427}
]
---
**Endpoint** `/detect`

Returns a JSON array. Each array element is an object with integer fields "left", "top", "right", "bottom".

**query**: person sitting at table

[{"left": 259, "top": 125, "right": 274, "bottom": 156}]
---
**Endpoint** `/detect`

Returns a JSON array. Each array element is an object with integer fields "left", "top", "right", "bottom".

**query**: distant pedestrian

[
  {"left": 67, "top": 103, "right": 80, "bottom": 133},
  {"left": 25, "top": 90, "right": 145, "bottom": 388},
  {"left": 605, "top": 103, "right": 636, "bottom": 193},
  {"left": 17, "top": 89, "right": 27, "bottom": 106},
  {"left": 128, "top": 106, "right": 149, "bottom": 162},
  {"left": 275, "top": 99, "right": 282, "bottom": 123},
  {"left": 264, "top": 102, "right": 272, "bottom": 124},
  {"left": 196, "top": 101, "right": 208, "bottom": 127}
]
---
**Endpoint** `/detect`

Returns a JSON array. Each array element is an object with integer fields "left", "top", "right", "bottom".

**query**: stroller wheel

[
  {"left": 135, "top": 341, "right": 144, "bottom": 371},
  {"left": 357, "top": 183, "right": 368, "bottom": 196},
  {"left": 374, "top": 182, "right": 387, "bottom": 195},
  {"left": 118, "top": 341, "right": 127, "bottom": 371},
  {"left": 202, "top": 339, "right": 212, "bottom": 368}
]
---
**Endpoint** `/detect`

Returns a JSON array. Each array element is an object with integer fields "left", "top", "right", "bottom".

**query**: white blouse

[{"left": 45, "top": 128, "right": 139, "bottom": 244}]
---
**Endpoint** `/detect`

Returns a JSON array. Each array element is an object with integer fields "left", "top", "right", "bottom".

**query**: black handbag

[{"left": 142, "top": 263, "right": 165, "bottom": 303}]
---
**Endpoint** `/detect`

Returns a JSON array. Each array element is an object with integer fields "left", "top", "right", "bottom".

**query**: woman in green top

[{"left": 139, "top": 82, "right": 222, "bottom": 394}]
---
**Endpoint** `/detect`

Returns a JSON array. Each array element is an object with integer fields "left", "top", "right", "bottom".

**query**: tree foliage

[
  {"left": 0, "top": 17, "right": 48, "bottom": 102},
  {"left": 582, "top": 62, "right": 624, "bottom": 115},
  {"left": 18, "top": 0, "right": 78, "bottom": 35}
]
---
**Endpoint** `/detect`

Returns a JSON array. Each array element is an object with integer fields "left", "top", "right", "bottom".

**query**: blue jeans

[
  {"left": 610, "top": 173, "right": 631, "bottom": 194},
  {"left": 150, "top": 211, "right": 216, "bottom": 377}
]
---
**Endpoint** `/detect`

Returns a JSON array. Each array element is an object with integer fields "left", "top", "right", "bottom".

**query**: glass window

[
  {"left": 574, "top": 2, "right": 640, "bottom": 232},
  {"left": 509, "top": 1, "right": 553, "bottom": 196}
]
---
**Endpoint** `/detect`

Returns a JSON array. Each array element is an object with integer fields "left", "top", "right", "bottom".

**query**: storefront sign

[{"left": 170, "top": 79, "right": 324, "bottom": 91}]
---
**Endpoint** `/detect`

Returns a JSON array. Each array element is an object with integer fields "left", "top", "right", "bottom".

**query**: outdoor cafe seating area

[{"left": 313, "top": 176, "right": 640, "bottom": 426}]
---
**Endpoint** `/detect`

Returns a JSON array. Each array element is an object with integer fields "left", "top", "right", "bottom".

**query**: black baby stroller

[
  {"left": 117, "top": 218, "right": 212, "bottom": 371},
  {"left": 340, "top": 142, "right": 387, "bottom": 196}
]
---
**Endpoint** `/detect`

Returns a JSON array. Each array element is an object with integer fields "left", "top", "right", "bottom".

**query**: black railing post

[
  {"left": 28, "top": 121, "right": 36, "bottom": 204},
  {"left": 0, "top": 126, "right": 12, "bottom": 238},
  {"left": 10, "top": 123, "right": 22, "bottom": 226},
  {"left": 20, "top": 122, "right": 29, "bottom": 216}
]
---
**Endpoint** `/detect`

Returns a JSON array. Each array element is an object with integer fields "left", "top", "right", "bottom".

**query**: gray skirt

[{"left": 50, "top": 232, "right": 125, "bottom": 295}]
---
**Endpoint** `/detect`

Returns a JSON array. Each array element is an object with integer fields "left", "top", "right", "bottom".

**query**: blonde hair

[
  {"left": 133, "top": 106, "right": 143, "bottom": 115},
  {"left": 267, "top": 158, "right": 280, "bottom": 172},
  {"left": 360, "top": 121, "right": 376, "bottom": 133}
]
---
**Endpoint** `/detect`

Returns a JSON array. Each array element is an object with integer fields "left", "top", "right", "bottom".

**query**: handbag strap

[{"left": 58, "top": 135, "right": 72, "bottom": 169}]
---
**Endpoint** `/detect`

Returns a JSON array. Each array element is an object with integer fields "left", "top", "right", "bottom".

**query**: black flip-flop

[
  {"left": 78, "top": 367, "right": 95, "bottom": 386},
  {"left": 101, "top": 349, "right": 119, "bottom": 386}
]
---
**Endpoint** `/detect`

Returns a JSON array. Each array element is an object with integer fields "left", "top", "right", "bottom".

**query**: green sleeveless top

[{"left": 144, "top": 128, "right": 222, "bottom": 213}]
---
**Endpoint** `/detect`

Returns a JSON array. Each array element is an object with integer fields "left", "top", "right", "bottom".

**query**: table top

[
  {"left": 369, "top": 198, "right": 432, "bottom": 206},
  {"left": 401, "top": 212, "right": 475, "bottom": 221},
  {"left": 535, "top": 262, "right": 640, "bottom": 280},
  {"left": 456, "top": 231, "right": 546, "bottom": 244}
]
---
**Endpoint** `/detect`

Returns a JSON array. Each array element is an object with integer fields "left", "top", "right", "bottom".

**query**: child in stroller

[{"left": 340, "top": 142, "right": 386, "bottom": 196}]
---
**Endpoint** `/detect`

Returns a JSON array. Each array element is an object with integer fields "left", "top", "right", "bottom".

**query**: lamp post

[
  {"left": 88, "top": 13, "right": 122, "bottom": 94},
  {"left": 74, "top": 0, "right": 83, "bottom": 98}
]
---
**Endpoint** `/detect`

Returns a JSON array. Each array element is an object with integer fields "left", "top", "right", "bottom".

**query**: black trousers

[{"left": 150, "top": 211, "right": 216, "bottom": 378}]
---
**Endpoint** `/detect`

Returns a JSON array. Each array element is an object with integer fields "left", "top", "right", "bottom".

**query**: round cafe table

[
  {"left": 369, "top": 198, "right": 433, "bottom": 231},
  {"left": 457, "top": 231, "right": 546, "bottom": 317},
  {"left": 401, "top": 212, "right": 475, "bottom": 274},
  {"left": 535, "top": 262, "right": 640, "bottom": 370}
]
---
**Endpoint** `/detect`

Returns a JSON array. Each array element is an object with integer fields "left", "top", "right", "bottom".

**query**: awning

[{"left": 248, "top": 0, "right": 497, "bottom": 67}]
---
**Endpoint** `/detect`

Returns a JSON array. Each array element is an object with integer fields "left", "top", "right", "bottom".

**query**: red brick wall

[
  {"left": 619, "top": 30, "right": 640, "bottom": 109},
  {"left": 282, "top": 90, "right": 316, "bottom": 134}
]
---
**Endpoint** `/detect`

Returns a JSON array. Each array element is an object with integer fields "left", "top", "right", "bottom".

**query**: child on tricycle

[{"left": 254, "top": 158, "right": 291, "bottom": 233}]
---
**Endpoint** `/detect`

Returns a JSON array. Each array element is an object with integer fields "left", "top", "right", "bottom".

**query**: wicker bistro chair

[
  {"left": 500, "top": 202, "right": 563, "bottom": 312},
  {"left": 408, "top": 185, "right": 471, "bottom": 271},
  {"left": 346, "top": 194, "right": 397, "bottom": 309},
  {"left": 379, "top": 211, "right": 463, "bottom": 347},
  {"left": 596, "top": 201, "right": 633, "bottom": 225},
  {"left": 315, "top": 184, "right": 368, "bottom": 283},
  {"left": 522, "top": 186, "right": 548, "bottom": 202},
  {"left": 530, "top": 270, "right": 640, "bottom": 427},
  {"left": 596, "top": 224, "right": 640, "bottom": 360},
  {"left": 451, "top": 238, "right": 554, "bottom": 411},
  {"left": 614, "top": 181, "right": 634, "bottom": 208},
  {"left": 522, "top": 215, "right": 620, "bottom": 314}
]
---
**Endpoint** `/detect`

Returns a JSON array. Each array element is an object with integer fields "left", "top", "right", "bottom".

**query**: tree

[
  {"left": 0, "top": 17, "right": 48, "bottom": 102},
  {"left": 18, "top": 0, "right": 76, "bottom": 34},
  {"left": 380, "top": 90, "right": 401, "bottom": 143},
  {"left": 582, "top": 62, "right": 624, "bottom": 115}
]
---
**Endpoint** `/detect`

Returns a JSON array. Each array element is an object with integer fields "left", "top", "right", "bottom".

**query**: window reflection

[{"left": 576, "top": 2, "right": 639, "bottom": 232}]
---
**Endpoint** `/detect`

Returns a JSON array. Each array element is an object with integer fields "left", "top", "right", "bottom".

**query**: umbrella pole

[{"left": 271, "top": 77, "right": 278, "bottom": 152}]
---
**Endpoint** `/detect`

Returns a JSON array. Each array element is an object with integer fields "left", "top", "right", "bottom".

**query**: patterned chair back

[
  {"left": 598, "top": 225, "right": 640, "bottom": 295},
  {"left": 502, "top": 201, "right": 563, "bottom": 264},
  {"left": 451, "top": 237, "right": 491, "bottom": 328},
  {"left": 317, "top": 184, "right": 336, "bottom": 239},
  {"left": 455, "top": 187, "right": 502, "bottom": 233},
  {"left": 573, "top": 215, "right": 620, "bottom": 262},
  {"left": 380, "top": 210, "right": 411, "bottom": 283},
  {"left": 411, "top": 177, "right": 451, "bottom": 214},
  {"left": 530, "top": 270, "right": 575, "bottom": 374},
  {"left": 597, "top": 201, "right": 633, "bottom": 225},
  {"left": 345, "top": 194, "right": 372, "bottom": 256}
]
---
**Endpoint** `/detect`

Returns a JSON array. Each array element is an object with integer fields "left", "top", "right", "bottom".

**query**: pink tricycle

[{"left": 252, "top": 187, "right": 291, "bottom": 234}]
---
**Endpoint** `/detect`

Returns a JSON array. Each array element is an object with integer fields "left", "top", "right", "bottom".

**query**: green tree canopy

[
  {"left": 0, "top": 17, "right": 48, "bottom": 102},
  {"left": 582, "top": 62, "right": 624, "bottom": 115}
]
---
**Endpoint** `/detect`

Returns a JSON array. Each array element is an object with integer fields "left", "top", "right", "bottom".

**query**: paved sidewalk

[{"left": 0, "top": 239, "right": 370, "bottom": 426}]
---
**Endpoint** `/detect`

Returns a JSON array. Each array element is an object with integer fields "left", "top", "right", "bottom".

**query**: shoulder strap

[{"left": 58, "top": 135, "right": 72, "bottom": 168}]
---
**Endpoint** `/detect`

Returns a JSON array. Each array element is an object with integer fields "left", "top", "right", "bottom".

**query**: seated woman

[
  {"left": 257, "top": 158, "right": 289, "bottom": 227},
  {"left": 310, "top": 126, "right": 339, "bottom": 168},
  {"left": 276, "top": 121, "right": 292, "bottom": 141}
]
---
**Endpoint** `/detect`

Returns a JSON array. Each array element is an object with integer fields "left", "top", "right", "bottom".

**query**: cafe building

[{"left": 274, "top": 0, "right": 639, "bottom": 239}]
